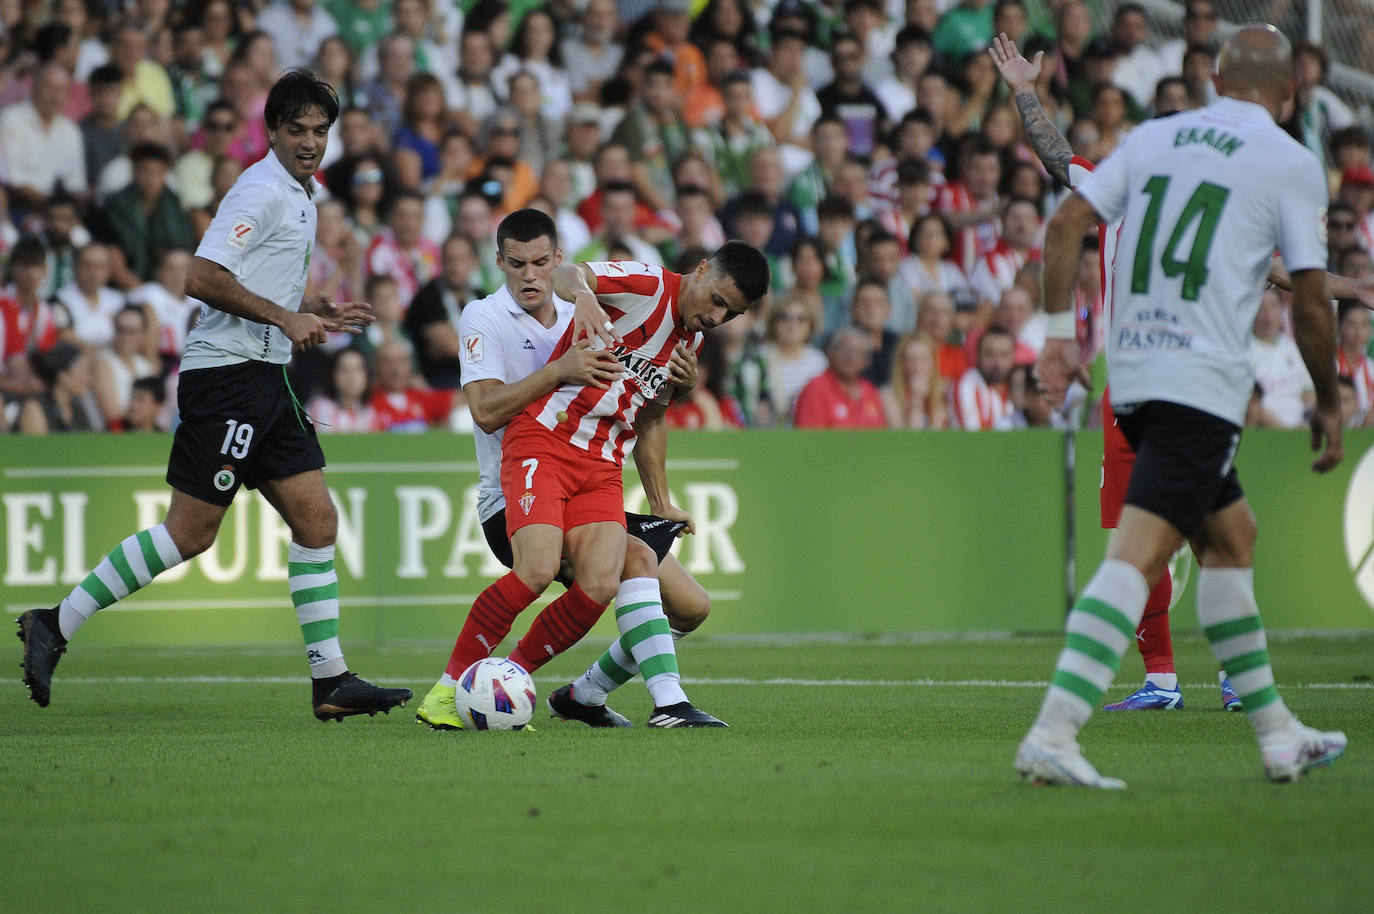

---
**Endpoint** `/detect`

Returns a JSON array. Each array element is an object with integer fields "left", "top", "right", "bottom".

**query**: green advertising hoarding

[{"left": 2, "top": 428, "right": 1369, "bottom": 646}]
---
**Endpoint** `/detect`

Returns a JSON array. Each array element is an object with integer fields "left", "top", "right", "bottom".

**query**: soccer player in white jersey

[
  {"left": 436, "top": 237, "right": 770, "bottom": 728},
  {"left": 1017, "top": 24, "right": 1347, "bottom": 787},
  {"left": 413, "top": 209, "right": 725, "bottom": 729},
  {"left": 16, "top": 70, "right": 413, "bottom": 722}
]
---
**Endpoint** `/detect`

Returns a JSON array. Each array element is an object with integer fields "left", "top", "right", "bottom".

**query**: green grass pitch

[{"left": 3, "top": 632, "right": 1373, "bottom": 913}]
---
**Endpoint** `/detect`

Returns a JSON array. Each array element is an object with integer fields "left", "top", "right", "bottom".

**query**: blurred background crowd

[{"left": 1, "top": 0, "right": 1373, "bottom": 435}]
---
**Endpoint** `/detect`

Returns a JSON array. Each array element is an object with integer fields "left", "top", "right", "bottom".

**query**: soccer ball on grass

[{"left": 455, "top": 658, "right": 536, "bottom": 730}]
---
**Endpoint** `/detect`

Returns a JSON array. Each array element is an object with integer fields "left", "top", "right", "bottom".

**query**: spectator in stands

[
  {"left": 450, "top": 27, "right": 500, "bottom": 140},
  {"left": 725, "top": 190, "right": 781, "bottom": 287},
  {"left": 1092, "top": 83, "right": 1135, "bottom": 159},
  {"left": 1152, "top": 75, "right": 1193, "bottom": 118},
  {"left": 969, "top": 196, "right": 1041, "bottom": 308},
  {"left": 1248, "top": 287, "right": 1313, "bottom": 429},
  {"left": 127, "top": 246, "right": 199, "bottom": 362},
  {"left": 123, "top": 375, "right": 166, "bottom": 431},
  {"left": 849, "top": 276, "right": 898, "bottom": 386},
  {"left": 35, "top": 194, "right": 86, "bottom": 300},
  {"left": 665, "top": 333, "right": 742, "bottom": 430},
  {"left": 693, "top": 70, "right": 776, "bottom": 201},
  {"left": 357, "top": 32, "right": 414, "bottom": 140},
  {"left": 174, "top": 99, "right": 239, "bottom": 211},
  {"left": 81, "top": 65, "right": 125, "bottom": 193},
  {"left": 741, "top": 146, "right": 804, "bottom": 258},
  {"left": 792, "top": 326, "right": 886, "bottom": 429},
  {"left": 932, "top": 0, "right": 992, "bottom": 62},
  {"left": 322, "top": 106, "right": 382, "bottom": 191},
  {"left": 16, "top": 342, "right": 98, "bottom": 434},
  {"left": 788, "top": 117, "right": 848, "bottom": 233},
  {"left": 951, "top": 48, "right": 1001, "bottom": 139},
  {"left": 751, "top": 27, "right": 821, "bottom": 174},
  {"left": 691, "top": 0, "right": 762, "bottom": 73},
  {"left": 901, "top": 212, "right": 970, "bottom": 307},
  {"left": 816, "top": 195, "right": 859, "bottom": 329},
  {"left": 951, "top": 323, "right": 1014, "bottom": 430},
  {"left": 55, "top": 0, "right": 108, "bottom": 83},
  {"left": 1050, "top": 1, "right": 1093, "bottom": 101},
  {"left": 915, "top": 69, "right": 958, "bottom": 165},
  {"left": 817, "top": 33, "right": 890, "bottom": 159},
  {"left": 762, "top": 295, "right": 827, "bottom": 422},
  {"left": 452, "top": 189, "right": 502, "bottom": 294},
  {"left": 91, "top": 303, "right": 157, "bottom": 429},
  {"left": 110, "top": 20, "right": 174, "bottom": 120},
  {"left": 167, "top": 21, "right": 218, "bottom": 144},
  {"left": 936, "top": 140, "right": 1001, "bottom": 276},
  {"left": 392, "top": 72, "right": 447, "bottom": 191},
  {"left": 778, "top": 235, "right": 831, "bottom": 335},
  {"left": 56, "top": 243, "right": 124, "bottom": 349},
  {"left": 1339, "top": 165, "right": 1374, "bottom": 251},
  {"left": 0, "top": 238, "right": 69, "bottom": 362},
  {"left": 669, "top": 184, "right": 726, "bottom": 265},
  {"left": 1003, "top": 160, "right": 1047, "bottom": 208},
  {"left": 1341, "top": 246, "right": 1374, "bottom": 281},
  {"left": 306, "top": 347, "right": 379, "bottom": 433},
  {"left": 882, "top": 330, "right": 947, "bottom": 429},
  {"left": 1339, "top": 375, "right": 1361, "bottom": 429},
  {"left": 875, "top": 25, "right": 933, "bottom": 125},
  {"left": 354, "top": 274, "right": 410, "bottom": 362},
  {"left": 405, "top": 233, "right": 481, "bottom": 389},
  {"left": 197, "top": 0, "right": 237, "bottom": 78},
  {"left": 365, "top": 190, "right": 439, "bottom": 306},
  {"left": 1006, "top": 363, "right": 1057, "bottom": 428},
  {"left": 864, "top": 229, "right": 916, "bottom": 334},
  {"left": 369, "top": 338, "right": 453, "bottom": 431},
  {"left": 916, "top": 289, "right": 968, "bottom": 383},
  {"left": 1110, "top": 3, "right": 1163, "bottom": 111},
  {"left": 563, "top": 0, "right": 623, "bottom": 104},
  {"left": 309, "top": 199, "right": 364, "bottom": 316},
  {"left": 188, "top": 154, "right": 243, "bottom": 240},
  {"left": 611, "top": 59, "right": 689, "bottom": 213},
  {"left": 312, "top": 39, "right": 357, "bottom": 133},
  {"left": 337, "top": 155, "right": 393, "bottom": 248},
  {"left": 509, "top": 69, "right": 564, "bottom": 180},
  {"left": 536, "top": 159, "right": 592, "bottom": 257},
  {"left": 492, "top": 7, "right": 573, "bottom": 126},
  {"left": 325, "top": 0, "right": 389, "bottom": 61},
  {"left": 258, "top": 0, "right": 340, "bottom": 72},
  {"left": 1292, "top": 41, "right": 1354, "bottom": 167},
  {"left": 1182, "top": 42, "right": 1218, "bottom": 107},
  {"left": 0, "top": 62, "right": 87, "bottom": 213},
  {"left": 473, "top": 108, "right": 540, "bottom": 213},
  {"left": 575, "top": 181, "right": 663, "bottom": 265},
  {"left": 99, "top": 143, "right": 194, "bottom": 284},
  {"left": 1337, "top": 299, "right": 1374, "bottom": 423},
  {"left": 1327, "top": 202, "right": 1363, "bottom": 270},
  {"left": 1159, "top": 0, "right": 1218, "bottom": 75},
  {"left": 1329, "top": 127, "right": 1371, "bottom": 189}
]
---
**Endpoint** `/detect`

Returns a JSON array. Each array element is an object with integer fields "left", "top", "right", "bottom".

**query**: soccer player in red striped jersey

[{"left": 443, "top": 239, "right": 770, "bottom": 727}]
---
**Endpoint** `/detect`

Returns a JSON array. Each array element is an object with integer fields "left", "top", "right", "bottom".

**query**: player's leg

[
  {"left": 259, "top": 469, "right": 412, "bottom": 721},
  {"left": 1192, "top": 499, "right": 1345, "bottom": 781}
]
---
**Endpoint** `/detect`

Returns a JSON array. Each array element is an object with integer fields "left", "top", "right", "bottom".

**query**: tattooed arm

[{"left": 989, "top": 32, "right": 1075, "bottom": 185}]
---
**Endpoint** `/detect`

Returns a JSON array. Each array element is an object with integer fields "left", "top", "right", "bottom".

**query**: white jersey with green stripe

[
  {"left": 1075, "top": 96, "right": 1329, "bottom": 427},
  {"left": 183, "top": 151, "right": 320, "bottom": 371}
]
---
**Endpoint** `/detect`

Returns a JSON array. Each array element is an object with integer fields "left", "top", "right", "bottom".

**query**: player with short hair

[
  {"left": 413, "top": 209, "right": 725, "bottom": 729},
  {"left": 1017, "top": 24, "right": 1346, "bottom": 787},
  {"left": 16, "top": 69, "right": 413, "bottom": 722},
  {"left": 461, "top": 238, "right": 767, "bottom": 726}
]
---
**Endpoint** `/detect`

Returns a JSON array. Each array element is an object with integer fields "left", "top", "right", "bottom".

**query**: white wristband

[{"left": 1044, "top": 309, "right": 1076, "bottom": 340}]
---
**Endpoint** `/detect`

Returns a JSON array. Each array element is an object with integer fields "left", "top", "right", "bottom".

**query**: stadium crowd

[{"left": 0, "top": 0, "right": 1372, "bottom": 435}]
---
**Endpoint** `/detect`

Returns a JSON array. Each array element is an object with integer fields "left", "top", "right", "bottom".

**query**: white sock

[
  {"left": 439, "top": 673, "right": 457, "bottom": 688},
  {"left": 1145, "top": 672, "right": 1179, "bottom": 690}
]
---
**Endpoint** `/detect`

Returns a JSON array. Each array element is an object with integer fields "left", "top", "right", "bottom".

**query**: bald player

[{"left": 1017, "top": 24, "right": 1347, "bottom": 788}]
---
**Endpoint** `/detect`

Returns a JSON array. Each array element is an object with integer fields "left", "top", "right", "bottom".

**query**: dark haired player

[{"left": 17, "top": 69, "right": 412, "bottom": 721}]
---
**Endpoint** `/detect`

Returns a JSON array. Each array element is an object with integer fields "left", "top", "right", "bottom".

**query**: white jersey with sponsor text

[
  {"left": 1075, "top": 97, "right": 1328, "bottom": 427},
  {"left": 458, "top": 285, "right": 574, "bottom": 523},
  {"left": 184, "top": 152, "right": 319, "bottom": 370},
  {"left": 525, "top": 261, "right": 697, "bottom": 467}
]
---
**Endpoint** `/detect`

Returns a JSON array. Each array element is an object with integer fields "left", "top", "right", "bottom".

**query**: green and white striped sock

[
  {"left": 1198, "top": 567, "right": 1295, "bottom": 738},
  {"left": 571, "top": 639, "right": 635, "bottom": 706},
  {"left": 1032, "top": 559, "right": 1148, "bottom": 745},
  {"left": 611, "top": 577, "right": 688, "bottom": 707},
  {"left": 289, "top": 542, "right": 347, "bottom": 679},
  {"left": 57, "top": 525, "right": 184, "bottom": 639}
]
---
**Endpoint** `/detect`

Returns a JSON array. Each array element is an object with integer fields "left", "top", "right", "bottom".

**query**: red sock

[
  {"left": 508, "top": 582, "right": 607, "bottom": 673},
  {"left": 1136, "top": 567, "right": 1175, "bottom": 674},
  {"left": 445, "top": 573, "right": 539, "bottom": 679}
]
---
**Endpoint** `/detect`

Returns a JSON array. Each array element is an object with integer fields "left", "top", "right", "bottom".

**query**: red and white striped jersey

[
  {"left": 1338, "top": 348, "right": 1374, "bottom": 419},
  {"left": 935, "top": 180, "right": 1000, "bottom": 276},
  {"left": 0, "top": 293, "right": 65, "bottom": 360},
  {"left": 525, "top": 261, "right": 702, "bottom": 466},
  {"left": 951, "top": 366, "right": 1013, "bottom": 430}
]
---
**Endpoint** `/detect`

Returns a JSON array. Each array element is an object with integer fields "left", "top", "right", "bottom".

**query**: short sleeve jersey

[
  {"left": 459, "top": 285, "right": 574, "bottom": 523},
  {"left": 1076, "top": 97, "right": 1328, "bottom": 427},
  {"left": 184, "top": 152, "right": 320, "bottom": 371},
  {"left": 524, "top": 262, "right": 701, "bottom": 467}
]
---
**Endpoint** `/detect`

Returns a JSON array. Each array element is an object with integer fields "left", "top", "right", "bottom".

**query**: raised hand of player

[
  {"left": 317, "top": 299, "right": 376, "bottom": 334},
  {"left": 668, "top": 342, "right": 698, "bottom": 389},
  {"left": 989, "top": 32, "right": 1042, "bottom": 95},
  {"left": 280, "top": 310, "right": 329, "bottom": 350},
  {"left": 555, "top": 337, "right": 625, "bottom": 389},
  {"left": 1034, "top": 337, "right": 1091, "bottom": 408},
  {"left": 572, "top": 289, "right": 622, "bottom": 349},
  {"left": 1309, "top": 404, "right": 1344, "bottom": 474}
]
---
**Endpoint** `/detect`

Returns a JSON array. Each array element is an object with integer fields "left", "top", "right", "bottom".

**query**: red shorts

[
  {"left": 500, "top": 414, "right": 626, "bottom": 537},
  {"left": 1100, "top": 392, "right": 1136, "bottom": 530}
]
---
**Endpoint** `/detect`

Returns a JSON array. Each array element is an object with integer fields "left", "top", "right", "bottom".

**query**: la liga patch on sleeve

[
  {"left": 226, "top": 216, "right": 258, "bottom": 251},
  {"left": 463, "top": 334, "right": 483, "bottom": 363}
]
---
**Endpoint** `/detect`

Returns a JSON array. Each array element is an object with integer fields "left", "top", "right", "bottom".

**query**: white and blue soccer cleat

[{"left": 1102, "top": 682, "right": 1183, "bottom": 711}]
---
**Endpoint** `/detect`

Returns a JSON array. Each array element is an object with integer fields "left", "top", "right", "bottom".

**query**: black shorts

[
  {"left": 481, "top": 509, "right": 687, "bottom": 571},
  {"left": 167, "top": 360, "right": 325, "bottom": 507},
  {"left": 1115, "top": 400, "right": 1244, "bottom": 537}
]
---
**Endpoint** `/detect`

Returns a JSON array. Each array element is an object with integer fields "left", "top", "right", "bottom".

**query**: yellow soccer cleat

[{"left": 414, "top": 682, "right": 464, "bottom": 731}]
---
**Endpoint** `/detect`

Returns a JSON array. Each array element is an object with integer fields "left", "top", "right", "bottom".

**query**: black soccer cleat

[
  {"left": 312, "top": 672, "right": 412, "bottom": 722},
  {"left": 16, "top": 607, "right": 66, "bottom": 708},
  {"left": 647, "top": 701, "right": 729, "bottom": 728},
  {"left": 547, "top": 683, "right": 633, "bottom": 728}
]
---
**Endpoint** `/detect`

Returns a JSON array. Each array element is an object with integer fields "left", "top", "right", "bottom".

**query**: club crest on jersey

[
  {"left": 519, "top": 491, "right": 536, "bottom": 515},
  {"left": 226, "top": 217, "right": 257, "bottom": 251},
  {"left": 464, "top": 333, "right": 483, "bottom": 363},
  {"left": 212, "top": 465, "right": 236, "bottom": 492}
]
